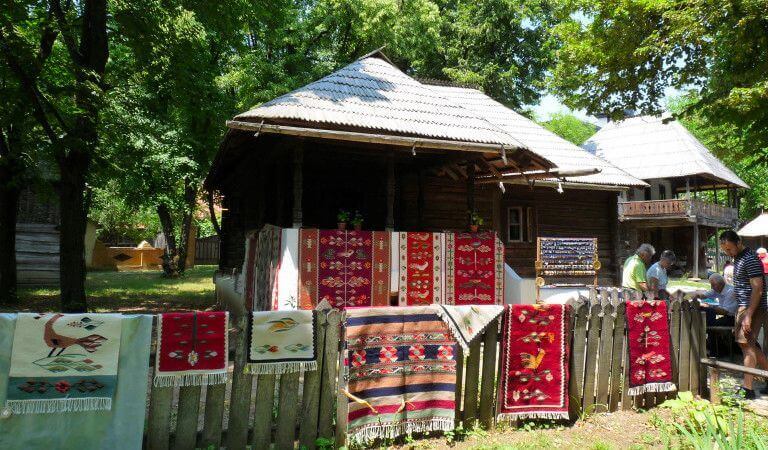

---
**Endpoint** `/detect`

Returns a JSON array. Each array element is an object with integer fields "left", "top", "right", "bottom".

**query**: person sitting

[
  {"left": 622, "top": 243, "right": 655, "bottom": 295},
  {"left": 647, "top": 250, "right": 676, "bottom": 300},
  {"left": 696, "top": 273, "right": 738, "bottom": 327},
  {"left": 723, "top": 261, "right": 734, "bottom": 285}
]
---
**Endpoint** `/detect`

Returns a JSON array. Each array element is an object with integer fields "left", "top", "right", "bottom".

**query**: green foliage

[{"left": 540, "top": 112, "right": 597, "bottom": 145}]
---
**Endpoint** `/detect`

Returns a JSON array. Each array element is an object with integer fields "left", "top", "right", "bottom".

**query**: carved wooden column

[
  {"left": 386, "top": 154, "right": 395, "bottom": 231},
  {"left": 692, "top": 221, "right": 700, "bottom": 279},
  {"left": 292, "top": 146, "right": 303, "bottom": 228}
]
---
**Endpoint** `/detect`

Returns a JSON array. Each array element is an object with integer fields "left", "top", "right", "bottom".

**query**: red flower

[
  {"left": 55, "top": 381, "right": 71, "bottom": 393},
  {"left": 268, "top": 346, "right": 278, "bottom": 353}
]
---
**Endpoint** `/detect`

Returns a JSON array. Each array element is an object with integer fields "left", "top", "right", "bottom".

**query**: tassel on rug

[{"left": 243, "top": 360, "right": 317, "bottom": 375}]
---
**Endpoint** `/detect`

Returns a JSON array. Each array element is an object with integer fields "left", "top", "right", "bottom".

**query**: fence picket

[
  {"left": 462, "top": 339, "right": 482, "bottom": 427},
  {"left": 689, "top": 301, "right": 702, "bottom": 396},
  {"left": 200, "top": 383, "right": 226, "bottom": 449},
  {"left": 478, "top": 320, "right": 499, "bottom": 429},
  {"left": 608, "top": 303, "right": 625, "bottom": 411},
  {"left": 276, "top": 372, "right": 301, "bottom": 449},
  {"left": 173, "top": 385, "right": 201, "bottom": 450},
  {"left": 595, "top": 303, "right": 614, "bottom": 411},
  {"left": 678, "top": 301, "right": 692, "bottom": 392},
  {"left": 251, "top": 374, "right": 277, "bottom": 449},
  {"left": 298, "top": 311, "right": 329, "bottom": 449},
  {"left": 568, "top": 301, "right": 588, "bottom": 417},
  {"left": 147, "top": 385, "right": 173, "bottom": 450},
  {"left": 582, "top": 303, "right": 602, "bottom": 414},
  {"left": 226, "top": 315, "right": 254, "bottom": 450}
]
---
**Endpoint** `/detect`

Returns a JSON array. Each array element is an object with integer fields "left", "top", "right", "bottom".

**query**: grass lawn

[
  {"left": 8, "top": 265, "right": 217, "bottom": 313},
  {"left": 667, "top": 277, "right": 709, "bottom": 290}
]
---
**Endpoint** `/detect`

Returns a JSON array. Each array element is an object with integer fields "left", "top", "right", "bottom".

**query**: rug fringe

[
  {"left": 627, "top": 382, "right": 677, "bottom": 396},
  {"left": 153, "top": 371, "right": 228, "bottom": 387},
  {"left": 348, "top": 417, "right": 455, "bottom": 443},
  {"left": 497, "top": 411, "right": 570, "bottom": 421},
  {"left": 6, "top": 397, "right": 112, "bottom": 414},
  {"left": 243, "top": 360, "right": 317, "bottom": 375}
]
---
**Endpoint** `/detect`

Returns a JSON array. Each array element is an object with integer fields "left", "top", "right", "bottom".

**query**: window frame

[{"left": 507, "top": 206, "right": 524, "bottom": 243}]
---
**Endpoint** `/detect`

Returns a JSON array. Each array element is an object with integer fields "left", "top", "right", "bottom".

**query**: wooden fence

[
  {"left": 195, "top": 235, "right": 220, "bottom": 265},
  {"left": 144, "top": 299, "right": 704, "bottom": 449}
]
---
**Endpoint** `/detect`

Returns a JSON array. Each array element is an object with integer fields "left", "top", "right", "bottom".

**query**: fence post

[{"left": 478, "top": 320, "right": 499, "bottom": 429}]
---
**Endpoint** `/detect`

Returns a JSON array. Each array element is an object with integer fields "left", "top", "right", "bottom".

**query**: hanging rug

[
  {"left": 498, "top": 304, "right": 571, "bottom": 421},
  {"left": 434, "top": 304, "right": 504, "bottom": 352},
  {"left": 625, "top": 300, "right": 677, "bottom": 396},
  {"left": 245, "top": 310, "right": 317, "bottom": 374},
  {"left": 5, "top": 313, "right": 123, "bottom": 414},
  {"left": 445, "top": 232, "right": 504, "bottom": 305},
  {"left": 154, "top": 311, "right": 229, "bottom": 387}
]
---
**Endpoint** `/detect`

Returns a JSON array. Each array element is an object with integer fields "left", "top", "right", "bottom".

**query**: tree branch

[{"left": 50, "top": 0, "right": 84, "bottom": 65}]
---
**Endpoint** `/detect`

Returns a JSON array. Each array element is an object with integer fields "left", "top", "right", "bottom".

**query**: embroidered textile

[
  {"left": 344, "top": 307, "right": 457, "bottom": 442},
  {"left": 626, "top": 301, "right": 676, "bottom": 395},
  {"left": 0, "top": 314, "right": 152, "bottom": 450},
  {"left": 445, "top": 232, "right": 504, "bottom": 305},
  {"left": 299, "top": 230, "right": 391, "bottom": 309},
  {"left": 5, "top": 313, "right": 123, "bottom": 414},
  {"left": 435, "top": 305, "right": 504, "bottom": 352},
  {"left": 398, "top": 232, "right": 443, "bottom": 305},
  {"left": 246, "top": 311, "right": 317, "bottom": 374},
  {"left": 498, "top": 304, "right": 570, "bottom": 421},
  {"left": 154, "top": 312, "right": 228, "bottom": 387},
  {"left": 242, "top": 225, "right": 282, "bottom": 311}
]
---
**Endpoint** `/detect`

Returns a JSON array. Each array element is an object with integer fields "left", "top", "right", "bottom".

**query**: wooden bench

[{"left": 701, "top": 357, "right": 768, "bottom": 404}]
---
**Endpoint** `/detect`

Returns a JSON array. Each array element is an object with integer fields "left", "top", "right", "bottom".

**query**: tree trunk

[
  {"left": 0, "top": 127, "right": 22, "bottom": 304},
  {"left": 175, "top": 181, "right": 197, "bottom": 273},
  {"left": 157, "top": 202, "right": 180, "bottom": 277},
  {"left": 57, "top": 150, "right": 89, "bottom": 312}
]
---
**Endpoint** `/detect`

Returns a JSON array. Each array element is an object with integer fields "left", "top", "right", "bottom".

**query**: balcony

[{"left": 618, "top": 199, "right": 738, "bottom": 227}]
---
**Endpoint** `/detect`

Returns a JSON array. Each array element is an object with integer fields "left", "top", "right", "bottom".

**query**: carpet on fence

[
  {"left": 435, "top": 305, "right": 504, "bottom": 352},
  {"left": 498, "top": 304, "right": 571, "bottom": 421},
  {"left": 0, "top": 314, "right": 152, "bottom": 450},
  {"left": 246, "top": 310, "right": 317, "bottom": 374},
  {"left": 4, "top": 313, "right": 123, "bottom": 414},
  {"left": 244, "top": 224, "right": 282, "bottom": 311},
  {"left": 398, "top": 232, "right": 443, "bottom": 305},
  {"left": 625, "top": 300, "right": 676, "bottom": 396},
  {"left": 344, "top": 307, "right": 457, "bottom": 442},
  {"left": 445, "top": 232, "right": 504, "bottom": 305},
  {"left": 154, "top": 311, "right": 229, "bottom": 387},
  {"left": 299, "top": 230, "right": 391, "bottom": 309}
]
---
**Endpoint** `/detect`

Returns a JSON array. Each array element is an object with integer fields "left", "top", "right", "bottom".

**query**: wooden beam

[
  {"left": 693, "top": 221, "right": 700, "bottom": 278},
  {"left": 292, "top": 146, "right": 303, "bottom": 228},
  {"left": 226, "top": 120, "right": 531, "bottom": 157}
]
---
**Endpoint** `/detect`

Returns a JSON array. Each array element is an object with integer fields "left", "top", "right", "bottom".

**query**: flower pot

[
  {"left": 338, "top": 222, "right": 347, "bottom": 230},
  {"left": 470, "top": 224, "right": 479, "bottom": 233},
  {"left": 353, "top": 223, "right": 362, "bottom": 231}
]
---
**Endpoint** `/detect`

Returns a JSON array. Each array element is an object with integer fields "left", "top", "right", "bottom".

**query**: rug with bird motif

[
  {"left": 497, "top": 304, "right": 571, "bottom": 421},
  {"left": 344, "top": 306, "right": 457, "bottom": 443},
  {"left": 625, "top": 300, "right": 676, "bottom": 396},
  {"left": 444, "top": 232, "right": 504, "bottom": 305},
  {"left": 398, "top": 232, "right": 443, "bottom": 305},
  {"left": 5, "top": 313, "right": 123, "bottom": 414},
  {"left": 298, "top": 229, "right": 391, "bottom": 309},
  {"left": 245, "top": 310, "right": 317, "bottom": 374},
  {"left": 154, "top": 311, "right": 229, "bottom": 387}
]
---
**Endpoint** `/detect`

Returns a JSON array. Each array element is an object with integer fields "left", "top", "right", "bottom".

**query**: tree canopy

[{"left": 540, "top": 112, "right": 597, "bottom": 145}]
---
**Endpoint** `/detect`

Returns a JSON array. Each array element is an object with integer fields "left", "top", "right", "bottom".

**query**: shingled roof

[
  {"left": 428, "top": 85, "right": 647, "bottom": 187},
  {"left": 583, "top": 115, "right": 748, "bottom": 189},
  {"left": 236, "top": 56, "right": 525, "bottom": 147}
]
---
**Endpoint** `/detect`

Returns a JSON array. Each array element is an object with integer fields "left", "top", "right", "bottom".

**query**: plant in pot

[
  {"left": 469, "top": 211, "right": 484, "bottom": 232},
  {"left": 351, "top": 211, "right": 364, "bottom": 231},
  {"left": 337, "top": 209, "right": 350, "bottom": 230}
]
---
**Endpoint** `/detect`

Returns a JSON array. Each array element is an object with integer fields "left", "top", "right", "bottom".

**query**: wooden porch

[{"left": 617, "top": 199, "right": 738, "bottom": 228}]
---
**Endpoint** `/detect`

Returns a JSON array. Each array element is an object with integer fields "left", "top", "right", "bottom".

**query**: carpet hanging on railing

[
  {"left": 398, "top": 232, "right": 443, "bottom": 305},
  {"left": 444, "top": 232, "right": 504, "bottom": 305},
  {"left": 299, "top": 230, "right": 391, "bottom": 309},
  {"left": 242, "top": 224, "right": 282, "bottom": 311},
  {"left": 434, "top": 305, "right": 504, "bottom": 352},
  {"left": 497, "top": 304, "right": 571, "bottom": 421},
  {"left": 344, "top": 307, "right": 457, "bottom": 442},
  {"left": 625, "top": 300, "right": 677, "bottom": 396},
  {"left": 5, "top": 313, "right": 123, "bottom": 414},
  {"left": 245, "top": 310, "right": 317, "bottom": 374},
  {"left": 154, "top": 311, "right": 229, "bottom": 387}
]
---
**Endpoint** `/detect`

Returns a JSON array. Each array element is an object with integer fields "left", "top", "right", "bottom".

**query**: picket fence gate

[{"left": 144, "top": 297, "right": 705, "bottom": 449}]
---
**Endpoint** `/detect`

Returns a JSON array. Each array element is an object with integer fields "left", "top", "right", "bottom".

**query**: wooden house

[
  {"left": 205, "top": 52, "right": 647, "bottom": 293},
  {"left": 584, "top": 114, "right": 748, "bottom": 278}
]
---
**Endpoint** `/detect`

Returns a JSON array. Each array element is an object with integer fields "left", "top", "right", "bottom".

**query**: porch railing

[{"left": 618, "top": 199, "right": 738, "bottom": 225}]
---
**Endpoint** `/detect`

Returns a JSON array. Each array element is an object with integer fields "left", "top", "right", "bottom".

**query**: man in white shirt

[
  {"left": 647, "top": 250, "right": 676, "bottom": 300},
  {"left": 697, "top": 273, "right": 738, "bottom": 327}
]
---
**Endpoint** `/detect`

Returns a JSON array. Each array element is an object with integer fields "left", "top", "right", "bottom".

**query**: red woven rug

[
  {"left": 299, "top": 230, "right": 391, "bottom": 309},
  {"left": 154, "top": 311, "right": 229, "bottom": 387},
  {"left": 445, "top": 232, "right": 504, "bottom": 305},
  {"left": 498, "top": 304, "right": 570, "bottom": 420},
  {"left": 398, "top": 232, "right": 443, "bottom": 305},
  {"left": 626, "top": 300, "right": 676, "bottom": 395}
]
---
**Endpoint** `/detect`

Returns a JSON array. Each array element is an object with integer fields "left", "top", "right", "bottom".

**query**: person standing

[
  {"left": 719, "top": 230, "right": 768, "bottom": 399},
  {"left": 622, "top": 243, "right": 655, "bottom": 293},
  {"left": 646, "top": 250, "right": 676, "bottom": 300}
]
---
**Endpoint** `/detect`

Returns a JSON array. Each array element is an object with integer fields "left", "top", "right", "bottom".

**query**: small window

[
  {"left": 658, "top": 183, "right": 667, "bottom": 200},
  {"left": 508, "top": 207, "right": 524, "bottom": 242}
]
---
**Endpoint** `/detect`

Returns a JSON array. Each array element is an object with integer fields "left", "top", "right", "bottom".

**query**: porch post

[
  {"left": 692, "top": 221, "right": 700, "bottom": 279},
  {"left": 386, "top": 154, "right": 395, "bottom": 231},
  {"left": 292, "top": 146, "right": 303, "bottom": 228},
  {"left": 466, "top": 160, "right": 475, "bottom": 227}
]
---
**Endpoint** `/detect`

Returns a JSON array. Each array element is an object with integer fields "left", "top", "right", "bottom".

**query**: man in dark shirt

[{"left": 720, "top": 230, "right": 768, "bottom": 398}]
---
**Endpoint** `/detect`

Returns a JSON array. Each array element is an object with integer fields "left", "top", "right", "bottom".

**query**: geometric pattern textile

[
  {"left": 625, "top": 300, "right": 676, "bottom": 396},
  {"left": 445, "top": 232, "right": 504, "bottom": 305},
  {"left": 398, "top": 232, "right": 443, "bottom": 306},
  {"left": 497, "top": 304, "right": 570, "bottom": 421},
  {"left": 344, "top": 307, "right": 457, "bottom": 442}
]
